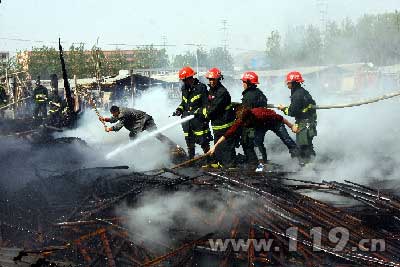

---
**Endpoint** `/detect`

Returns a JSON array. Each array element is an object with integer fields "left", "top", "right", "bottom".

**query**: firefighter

[
  {"left": 202, "top": 67, "right": 236, "bottom": 168},
  {"left": 0, "top": 82, "right": 7, "bottom": 107},
  {"left": 0, "top": 82, "right": 7, "bottom": 118},
  {"left": 173, "top": 66, "right": 212, "bottom": 159},
  {"left": 100, "top": 105, "right": 181, "bottom": 152},
  {"left": 240, "top": 71, "right": 268, "bottom": 164},
  {"left": 208, "top": 106, "right": 298, "bottom": 172},
  {"left": 278, "top": 71, "right": 317, "bottom": 166},
  {"left": 47, "top": 74, "right": 62, "bottom": 127},
  {"left": 33, "top": 76, "right": 48, "bottom": 119}
]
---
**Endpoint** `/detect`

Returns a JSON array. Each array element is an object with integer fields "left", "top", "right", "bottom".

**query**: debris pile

[{"left": 1, "top": 165, "right": 400, "bottom": 266}]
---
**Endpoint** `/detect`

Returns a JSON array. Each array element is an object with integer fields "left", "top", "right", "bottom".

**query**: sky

[{"left": 0, "top": 0, "right": 399, "bottom": 56}]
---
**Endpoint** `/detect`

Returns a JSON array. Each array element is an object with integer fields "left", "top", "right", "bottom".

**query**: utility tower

[
  {"left": 221, "top": 19, "right": 229, "bottom": 50},
  {"left": 316, "top": 0, "right": 328, "bottom": 47}
]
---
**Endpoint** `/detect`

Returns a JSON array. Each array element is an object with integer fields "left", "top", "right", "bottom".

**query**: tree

[
  {"left": 208, "top": 47, "right": 234, "bottom": 71},
  {"left": 27, "top": 46, "right": 61, "bottom": 79},
  {"left": 266, "top": 31, "right": 283, "bottom": 69},
  {"left": 172, "top": 51, "right": 197, "bottom": 68}
]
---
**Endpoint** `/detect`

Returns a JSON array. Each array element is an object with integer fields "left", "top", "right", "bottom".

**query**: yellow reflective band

[
  {"left": 212, "top": 121, "right": 235, "bottom": 131},
  {"left": 190, "top": 94, "right": 201, "bottom": 102},
  {"left": 202, "top": 107, "right": 207, "bottom": 118},
  {"left": 193, "top": 129, "right": 209, "bottom": 136},
  {"left": 302, "top": 104, "right": 313, "bottom": 113},
  {"left": 225, "top": 103, "right": 233, "bottom": 111},
  {"left": 283, "top": 107, "right": 289, "bottom": 115},
  {"left": 182, "top": 96, "right": 187, "bottom": 103},
  {"left": 178, "top": 105, "right": 183, "bottom": 110},
  {"left": 183, "top": 132, "right": 189, "bottom": 137},
  {"left": 49, "top": 101, "right": 61, "bottom": 107}
]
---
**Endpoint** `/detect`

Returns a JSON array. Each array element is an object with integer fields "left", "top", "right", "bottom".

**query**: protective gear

[
  {"left": 47, "top": 91, "right": 63, "bottom": 127},
  {"left": 240, "top": 84, "right": 268, "bottom": 163},
  {"left": 241, "top": 71, "right": 259, "bottom": 84},
  {"left": 241, "top": 85, "right": 268, "bottom": 109},
  {"left": 204, "top": 82, "right": 236, "bottom": 166},
  {"left": 176, "top": 78, "right": 211, "bottom": 159},
  {"left": 283, "top": 83, "right": 317, "bottom": 165},
  {"left": 255, "top": 163, "right": 265, "bottom": 172},
  {"left": 179, "top": 66, "right": 196, "bottom": 80},
  {"left": 286, "top": 71, "right": 304, "bottom": 83},
  {"left": 205, "top": 68, "right": 222, "bottom": 79},
  {"left": 33, "top": 83, "right": 48, "bottom": 119},
  {"left": 172, "top": 109, "right": 182, "bottom": 116}
]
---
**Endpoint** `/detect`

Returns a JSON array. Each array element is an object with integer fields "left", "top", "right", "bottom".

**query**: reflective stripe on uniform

[
  {"left": 202, "top": 107, "right": 207, "bottom": 118},
  {"left": 190, "top": 94, "right": 201, "bottom": 102},
  {"left": 225, "top": 103, "right": 233, "bottom": 111},
  {"left": 212, "top": 121, "right": 235, "bottom": 131},
  {"left": 183, "top": 132, "right": 189, "bottom": 137},
  {"left": 193, "top": 129, "right": 209, "bottom": 136},
  {"left": 302, "top": 104, "right": 313, "bottom": 113},
  {"left": 283, "top": 107, "right": 289, "bottom": 115},
  {"left": 182, "top": 96, "right": 188, "bottom": 103}
]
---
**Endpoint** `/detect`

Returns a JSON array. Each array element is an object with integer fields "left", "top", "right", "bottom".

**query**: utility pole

[
  {"left": 316, "top": 0, "right": 328, "bottom": 48},
  {"left": 221, "top": 19, "right": 229, "bottom": 70}
]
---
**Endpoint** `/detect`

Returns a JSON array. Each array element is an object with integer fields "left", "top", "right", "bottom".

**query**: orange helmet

[
  {"left": 205, "top": 67, "right": 222, "bottom": 79},
  {"left": 286, "top": 71, "right": 304, "bottom": 83},
  {"left": 178, "top": 66, "right": 196, "bottom": 80},
  {"left": 241, "top": 71, "right": 259, "bottom": 84}
]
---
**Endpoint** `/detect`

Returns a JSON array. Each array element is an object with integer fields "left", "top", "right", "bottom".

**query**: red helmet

[
  {"left": 205, "top": 67, "right": 222, "bottom": 79},
  {"left": 286, "top": 71, "right": 304, "bottom": 83},
  {"left": 179, "top": 66, "right": 196, "bottom": 80},
  {"left": 241, "top": 71, "right": 259, "bottom": 84}
]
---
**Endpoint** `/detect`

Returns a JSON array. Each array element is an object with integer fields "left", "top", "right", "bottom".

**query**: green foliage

[
  {"left": 266, "top": 31, "right": 283, "bottom": 69},
  {"left": 266, "top": 11, "right": 400, "bottom": 68},
  {"left": 172, "top": 47, "right": 234, "bottom": 71}
]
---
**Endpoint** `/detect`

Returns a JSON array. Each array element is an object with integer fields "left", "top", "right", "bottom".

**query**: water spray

[{"left": 105, "top": 115, "right": 194, "bottom": 159}]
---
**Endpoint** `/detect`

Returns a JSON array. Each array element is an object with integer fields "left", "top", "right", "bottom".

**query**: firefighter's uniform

[
  {"left": 203, "top": 83, "right": 236, "bottom": 167},
  {"left": 109, "top": 108, "right": 175, "bottom": 147},
  {"left": 241, "top": 84, "right": 268, "bottom": 163},
  {"left": 176, "top": 78, "right": 212, "bottom": 159},
  {"left": 283, "top": 85, "right": 317, "bottom": 164},
  {"left": 33, "top": 84, "right": 48, "bottom": 119},
  {"left": 47, "top": 91, "right": 63, "bottom": 127}
]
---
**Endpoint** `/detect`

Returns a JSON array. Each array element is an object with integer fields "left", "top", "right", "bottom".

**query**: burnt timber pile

[{"left": 1, "top": 162, "right": 400, "bottom": 267}]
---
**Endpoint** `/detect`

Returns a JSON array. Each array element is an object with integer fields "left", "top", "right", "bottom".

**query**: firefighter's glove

[{"left": 172, "top": 109, "right": 182, "bottom": 116}]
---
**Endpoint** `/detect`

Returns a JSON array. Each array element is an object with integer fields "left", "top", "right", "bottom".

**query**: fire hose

[
  {"left": 267, "top": 89, "right": 400, "bottom": 110},
  {"left": 75, "top": 88, "right": 107, "bottom": 129}
]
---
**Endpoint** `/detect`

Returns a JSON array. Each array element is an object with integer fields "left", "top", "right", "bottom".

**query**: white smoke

[
  {"left": 117, "top": 189, "right": 251, "bottom": 250},
  {"left": 58, "top": 87, "right": 187, "bottom": 171}
]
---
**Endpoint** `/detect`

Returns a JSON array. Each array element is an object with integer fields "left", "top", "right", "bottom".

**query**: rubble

[{"left": 1, "top": 162, "right": 400, "bottom": 266}]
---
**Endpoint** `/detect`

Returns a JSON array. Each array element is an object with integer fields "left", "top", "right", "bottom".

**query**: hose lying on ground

[{"left": 267, "top": 89, "right": 400, "bottom": 110}]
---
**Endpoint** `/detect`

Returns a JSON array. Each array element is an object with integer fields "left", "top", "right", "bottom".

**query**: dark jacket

[
  {"left": 110, "top": 108, "right": 148, "bottom": 132},
  {"left": 204, "top": 83, "right": 236, "bottom": 133},
  {"left": 224, "top": 108, "right": 283, "bottom": 139},
  {"left": 33, "top": 85, "right": 48, "bottom": 103},
  {"left": 0, "top": 85, "right": 7, "bottom": 106},
  {"left": 48, "top": 92, "right": 62, "bottom": 113},
  {"left": 284, "top": 86, "right": 316, "bottom": 122},
  {"left": 176, "top": 79, "right": 211, "bottom": 143},
  {"left": 176, "top": 78, "right": 208, "bottom": 116},
  {"left": 241, "top": 85, "right": 268, "bottom": 108}
]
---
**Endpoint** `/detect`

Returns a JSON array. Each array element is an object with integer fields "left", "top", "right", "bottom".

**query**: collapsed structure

[{"left": 1, "top": 158, "right": 400, "bottom": 266}]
